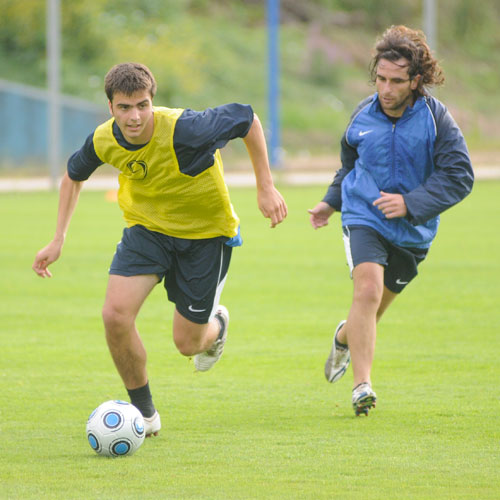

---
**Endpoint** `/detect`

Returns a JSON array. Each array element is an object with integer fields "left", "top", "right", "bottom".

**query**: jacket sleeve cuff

[{"left": 322, "top": 185, "right": 341, "bottom": 211}]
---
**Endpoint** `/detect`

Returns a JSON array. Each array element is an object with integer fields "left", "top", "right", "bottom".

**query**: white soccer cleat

[
  {"left": 324, "top": 320, "right": 350, "bottom": 383},
  {"left": 143, "top": 411, "right": 161, "bottom": 436},
  {"left": 194, "top": 305, "right": 229, "bottom": 372},
  {"left": 352, "top": 382, "right": 377, "bottom": 416}
]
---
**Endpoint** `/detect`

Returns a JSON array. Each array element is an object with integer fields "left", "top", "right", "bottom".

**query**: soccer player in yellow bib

[{"left": 33, "top": 63, "right": 287, "bottom": 436}]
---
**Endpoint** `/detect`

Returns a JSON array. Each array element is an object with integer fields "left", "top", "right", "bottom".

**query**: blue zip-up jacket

[{"left": 323, "top": 93, "right": 474, "bottom": 248}]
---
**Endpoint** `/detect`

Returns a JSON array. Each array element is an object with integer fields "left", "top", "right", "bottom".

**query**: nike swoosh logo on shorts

[
  {"left": 396, "top": 279, "right": 409, "bottom": 285},
  {"left": 188, "top": 305, "right": 206, "bottom": 313}
]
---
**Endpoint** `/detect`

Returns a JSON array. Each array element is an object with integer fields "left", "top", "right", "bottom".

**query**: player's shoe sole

[
  {"left": 352, "top": 383, "right": 377, "bottom": 416},
  {"left": 324, "top": 320, "right": 350, "bottom": 383},
  {"left": 143, "top": 411, "right": 161, "bottom": 436},
  {"left": 194, "top": 305, "right": 229, "bottom": 372}
]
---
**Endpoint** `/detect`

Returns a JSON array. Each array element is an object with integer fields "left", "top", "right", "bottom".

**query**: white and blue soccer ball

[{"left": 86, "top": 400, "right": 145, "bottom": 457}]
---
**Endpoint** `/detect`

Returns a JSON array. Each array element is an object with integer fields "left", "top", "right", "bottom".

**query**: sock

[{"left": 127, "top": 381, "right": 156, "bottom": 418}]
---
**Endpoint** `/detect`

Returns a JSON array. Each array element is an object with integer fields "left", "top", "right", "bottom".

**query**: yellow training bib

[{"left": 93, "top": 107, "right": 239, "bottom": 239}]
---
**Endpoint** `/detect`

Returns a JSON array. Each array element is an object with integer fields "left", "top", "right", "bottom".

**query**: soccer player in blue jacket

[{"left": 309, "top": 25, "right": 473, "bottom": 416}]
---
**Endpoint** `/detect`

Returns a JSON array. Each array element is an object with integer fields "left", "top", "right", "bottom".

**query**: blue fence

[{"left": 0, "top": 79, "right": 107, "bottom": 169}]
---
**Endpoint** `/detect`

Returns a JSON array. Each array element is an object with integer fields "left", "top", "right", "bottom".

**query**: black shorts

[
  {"left": 109, "top": 225, "right": 232, "bottom": 324},
  {"left": 342, "top": 225, "right": 428, "bottom": 293}
]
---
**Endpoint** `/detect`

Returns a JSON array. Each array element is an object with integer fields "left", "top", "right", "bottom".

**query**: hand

[
  {"left": 32, "top": 240, "right": 64, "bottom": 278},
  {"left": 373, "top": 191, "right": 407, "bottom": 219},
  {"left": 308, "top": 201, "right": 335, "bottom": 229},
  {"left": 257, "top": 186, "right": 288, "bottom": 228}
]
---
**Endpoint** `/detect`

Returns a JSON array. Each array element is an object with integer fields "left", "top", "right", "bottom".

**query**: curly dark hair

[
  {"left": 104, "top": 62, "right": 157, "bottom": 102},
  {"left": 369, "top": 25, "right": 444, "bottom": 96}
]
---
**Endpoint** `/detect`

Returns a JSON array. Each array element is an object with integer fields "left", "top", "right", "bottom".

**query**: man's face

[
  {"left": 108, "top": 90, "right": 154, "bottom": 144},
  {"left": 375, "top": 58, "right": 420, "bottom": 117}
]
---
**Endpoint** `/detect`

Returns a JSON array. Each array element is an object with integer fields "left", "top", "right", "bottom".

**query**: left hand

[
  {"left": 373, "top": 191, "right": 407, "bottom": 219},
  {"left": 257, "top": 186, "right": 288, "bottom": 228}
]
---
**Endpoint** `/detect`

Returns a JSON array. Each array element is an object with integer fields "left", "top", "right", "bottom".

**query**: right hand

[
  {"left": 308, "top": 201, "right": 335, "bottom": 229},
  {"left": 32, "top": 240, "right": 63, "bottom": 278}
]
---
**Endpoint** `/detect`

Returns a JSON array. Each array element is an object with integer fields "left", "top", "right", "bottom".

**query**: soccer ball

[{"left": 86, "top": 400, "right": 145, "bottom": 457}]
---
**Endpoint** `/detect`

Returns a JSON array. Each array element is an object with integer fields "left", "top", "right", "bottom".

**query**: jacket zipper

[{"left": 391, "top": 122, "right": 396, "bottom": 190}]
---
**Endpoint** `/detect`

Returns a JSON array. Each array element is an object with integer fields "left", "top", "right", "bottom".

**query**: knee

[
  {"left": 102, "top": 303, "right": 130, "bottom": 334},
  {"left": 353, "top": 279, "right": 383, "bottom": 308},
  {"left": 175, "top": 342, "right": 195, "bottom": 357},
  {"left": 172, "top": 322, "right": 209, "bottom": 357},
  {"left": 173, "top": 335, "right": 197, "bottom": 357}
]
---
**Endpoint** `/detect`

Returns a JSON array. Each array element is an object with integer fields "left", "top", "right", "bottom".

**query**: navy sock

[{"left": 127, "top": 381, "right": 156, "bottom": 418}]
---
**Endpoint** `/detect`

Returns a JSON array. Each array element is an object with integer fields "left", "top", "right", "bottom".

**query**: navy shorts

[
  {"left": 342, "top": 225, "right": 428, "bottom": 293},
  {"left": 109, "top": 225, "right": 232, "bottom": 324}
]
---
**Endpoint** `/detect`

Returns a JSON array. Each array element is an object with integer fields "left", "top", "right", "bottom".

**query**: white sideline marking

[{"left": 0, "top": 166, "right": 498, "bottom": 192}]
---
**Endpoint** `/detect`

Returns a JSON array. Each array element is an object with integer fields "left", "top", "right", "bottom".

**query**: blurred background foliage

[{"left": 0, "top": 0, "right": 499, "bottom": 157}]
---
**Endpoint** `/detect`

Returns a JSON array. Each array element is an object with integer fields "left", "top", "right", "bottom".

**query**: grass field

[{"left": 1, "top": 182, "right": 499, "bottom": 499}]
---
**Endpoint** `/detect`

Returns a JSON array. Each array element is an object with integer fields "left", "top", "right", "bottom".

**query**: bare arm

[
  {"left": 32, "top": 172, "right": 84, "bottom": 277},
  {"left": 243, "top": 114, "right": 287, "bottom": 228}
]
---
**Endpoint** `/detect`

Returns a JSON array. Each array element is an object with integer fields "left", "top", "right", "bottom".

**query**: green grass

[{"left": 1, "top": 182, "right": 499, "bottom": 499}]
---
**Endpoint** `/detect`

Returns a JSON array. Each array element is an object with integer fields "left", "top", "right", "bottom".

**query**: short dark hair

[
  {"left": 104, "top": 62, "right": 157, "bottom": 102},
  {"left": 369, "top": 25, "right": 444, "bottom": 96}
]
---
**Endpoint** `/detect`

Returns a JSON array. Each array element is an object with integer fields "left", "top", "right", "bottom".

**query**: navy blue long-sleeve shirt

[{"left": 68, "top": 103, "right": 253, "bottom": 180}]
